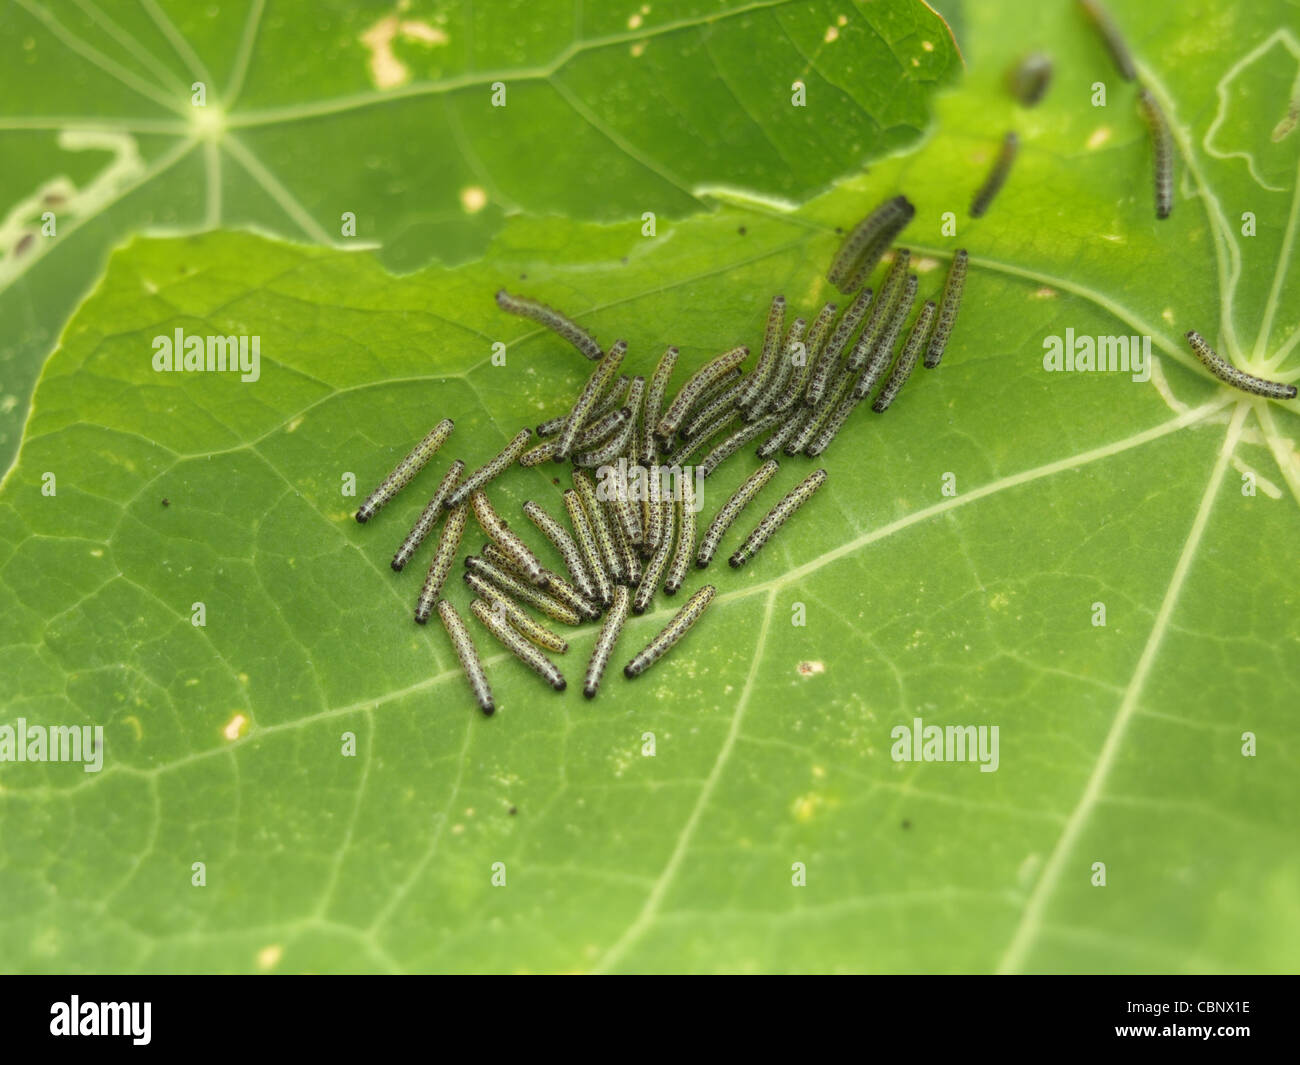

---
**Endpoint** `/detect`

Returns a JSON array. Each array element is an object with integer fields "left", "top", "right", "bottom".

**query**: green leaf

[
  {"left": 3, "top": 0, "right": 1300, "bottom": 975},
  {"left": 0, "top": 0, "right": 959, "bottom": 472}
]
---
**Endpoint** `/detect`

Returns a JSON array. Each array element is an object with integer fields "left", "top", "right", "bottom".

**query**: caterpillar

[
  {"left": 644, "top": 466, "right": 664, "bottom": 556},
  {"left": 391, "top": 459, "right": 464, "bottom": 571},
  {"left": 573, "top": 471, "right": 626, "bottom": 584},
  {"left": 523, "top": 499, "right": 600, "bottom": 603},
  {"left": 666, "top": 410, "right": 738, "bottom": 467},
  {"left": 664, "top": 473, "right": 697, "bottom": 594},
  {"left": 682, "top": 380, "right": 745, "bottom": 440},
  {"left": 437, "top": 599, "right": 495, "bottom": 715},
  {"left": 1137, "top": 87, "right": 1174, "bottom": 220},
  {"left": 1184, "top": 331, "right": 1297, "bottom": 400},
  {"left": 444, "top": 428, "right": 531, "bottom": 509},
  {"left": 842, "top": 201, "right": 915, "bottom": 295},
  {"left": 852, "top": 273, "right": 917, "bottom": 377},
  {"left": 480, "top": 543, "right": 601, "bottom": 621},
  {"left": 656, "top": 345, "right": 750, "bottom": 440},
  {"left": 851, "top": 250, "right": 911, "bottom": 370},
  {"left": 1008, "top": 52, "right": 1053, "bottom": 107},
  {"left": 608, "top": 502, "right": 643, "bottom": 586},
  {"left": 554, "top": 340, "right": 628, "bottom": 463},
  {"left": 788, "top": 385, "right": 837, "bottom": 455},
  {"left": 640, "top": 347, "right": 679, "bottom": 464},
  {"left": 414, "top": 502, "right": 468, "bottom": 623},
  {"left": 756, "top": 413, "right": 805, "bottom": 460},
  {"left": 698, "top": 413, "right": 782, "bottom": 478},
  {"left": 494, "top": 289, "right": 603, "bottom": 361},
  {"left": 356, "top": 417, "right": 454, "bottom": 523},
  {"left": 563, "top": 488, "right": 614, "bottom": 607},
  {"left": 734, "top": 295, "right": 787, "bottom": 412},
  {"left": 1078, "top": 0, "right": 1136, "bottom": 81},
  {"left": 576, "top": 376, "right": 644, "bottom": 467},
  {"left": 748, "top": 317, "right": 807, "bottom": 421},
  {"left": 970, "top": 132, "right": 1019, "bottom": 219},
  {"left": 873, "top": 299, "right": 937, "bottom": 413},
  {"left": 624, "top": 584, "right": 717, "bottom": 679},
  {"left": 697, "top": 459, "right": 779, "bottom": 568},
  {"left": 770, "top": 303, "right": 837, "bottom": 416},
  {"left": 583, "top": 585, "right": 631, "bottom": 698},
  {"left": 471, "top": 584, "right": 569, "bottom": 654},
  {"left": 807, "top": 288, "right": 873, "bottom": 407},
  {"left": 469, "top": 598, "right": 566, "bottom": 692},
  {"left": 634, "top": 499, "right": 676, "bottom": 614},
  {"left": 469, "top": 489, "right": 548, "bottom": 586},
  {"left": 925, "top": 249, "right": 968, "bottom": 369},
  {"left": 827, "top": 195, "right": 915, "bottom": 295},
  {"left": 521, "top": 405, "right": 631, "bottom": 466},
  {"left": 606, "top": 485, "right": 644, "bottom": 554},
  {"left": 464, "top": 557, "right": 583, "bottom": 626},
  {"left": 806, "top": 388, "right": 863, "bottom": 459},
  {"left": 729, "top": 469, "right": 828, "bottom": 568}
]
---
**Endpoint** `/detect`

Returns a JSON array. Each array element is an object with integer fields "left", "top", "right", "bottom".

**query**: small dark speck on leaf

[
  {"left": 901, "top": 819, "right": 911, "bottom": 830},
  {"left": 519, "top": 273, "right": 527, "bottom": 280},
  {"left": 161, "top": 498, "right": 170, "bottom": 507},
  {"left": 738, "top": 225, "right": 747, "bottom": 235},
  {"left": 620, "top": 256, "right": 628, "bottom": 265},
  {"left": 509, "top": 806, "right": 517, "bottom": 815},
  {"left": 551, "top": 477, "right": 560, "bottom": 486},
  {"left": 834, "top": 226, "right": 843, "bottom": 234}
]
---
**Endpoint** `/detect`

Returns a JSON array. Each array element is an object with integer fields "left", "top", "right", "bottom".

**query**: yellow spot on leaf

[
  {"left": 460, "top": 186, "right": 487, "bottom": 213},
  {"left": 1086, "top": 126, "right": 1112, "bottom": 150},
  {"left": 223, "top": 713, "right": 248, "bottom": 741},
  {"left": 257, "top": 944, "right": 283, "bottom": 970},
  {"left": 359, "top": 13, "right": 449, "bottom": 90}
]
